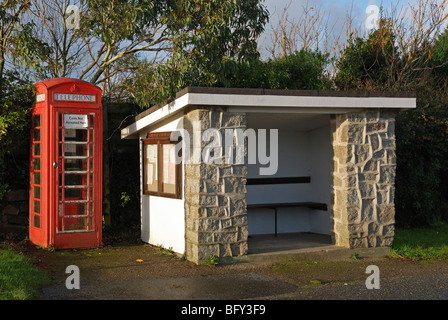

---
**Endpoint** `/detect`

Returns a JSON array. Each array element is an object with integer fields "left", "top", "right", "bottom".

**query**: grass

[
  {"left": 0, "top": 245, "right": 50, "bottom": 300},
  {"left": 389, "top": 221, "right": 448, "bottom": 260}
]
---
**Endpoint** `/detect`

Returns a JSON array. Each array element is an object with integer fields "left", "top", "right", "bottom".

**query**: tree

[
  {"left": 126, "top": 0, "right": 269, "bottom": 107},
  {"left": 334, "top": 0, "right": 448, "bottom": 91},
  {"left": 0, "top": 0, "right": 28, "bottom": 81},
  {"left": 22, "top": 0, "right": 269, "bottom": 101},
  {"left": 0, "top": 72, "right": 34, "bottom": 199},
  {"left": 0, "top": 0, "right": 49, "bottom": 92},
  {"left": 334, "top": 18, "right": 397, "bottom": 90},
  {"left": 267, "top": 0, "right": 330, "bottom": 58},
  {"left": 26, "top": 0, "right": 89, "bottom": 79}
]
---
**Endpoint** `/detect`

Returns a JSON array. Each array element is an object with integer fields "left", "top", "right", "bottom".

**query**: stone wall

[
  {"left": 183, "top": 107, "right": 249, "bottom": 264},
  {"left": 331, "top": 109, "right": 397, "bottom": 248}
]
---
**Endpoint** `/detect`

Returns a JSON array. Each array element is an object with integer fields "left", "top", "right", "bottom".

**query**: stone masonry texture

[
  {"left": 183, "top": 107, "right": 248, "bottom": 264},
  {"left": 330, "top": 109, "right": 397, "bottom": 249}
]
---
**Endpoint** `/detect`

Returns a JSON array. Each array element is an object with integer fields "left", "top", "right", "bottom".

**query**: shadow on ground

[{"left": 9, "top": 239, "right": 448, "bottom": 300}]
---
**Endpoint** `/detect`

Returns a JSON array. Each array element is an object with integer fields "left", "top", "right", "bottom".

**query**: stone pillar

[
  {"left": 331, "top": 109, "right": 397, "bottom": 249},
  {"left": 183, "top": 107, "right": 248, "bottom": 264}
]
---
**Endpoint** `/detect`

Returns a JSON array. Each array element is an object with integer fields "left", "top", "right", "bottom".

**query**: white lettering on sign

[
  {"left": 54, "top": 93, "right": 96, "bottom": 102},
  {"left": 64, "top": 114, "right": 88, "bottom": 128}
]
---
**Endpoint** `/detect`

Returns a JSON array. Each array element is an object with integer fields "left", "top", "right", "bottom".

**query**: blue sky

[{"left": 259, "top": 0, "right": 419, "bottom": 57}]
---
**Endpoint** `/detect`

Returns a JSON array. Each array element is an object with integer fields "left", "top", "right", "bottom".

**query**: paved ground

[{"left": 19, "top": 241, "right": 447, "bottom": 302}]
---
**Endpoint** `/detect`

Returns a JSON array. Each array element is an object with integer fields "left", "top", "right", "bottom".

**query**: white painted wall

[
  {"left": 246, "top": 117, "right": 332, "bottom": 236},
  {"left": 139, "top": 115, "right": 185, "bottom": 254},
  {"left": 308, "top": 123, "right": 332, "bottom": 235}
]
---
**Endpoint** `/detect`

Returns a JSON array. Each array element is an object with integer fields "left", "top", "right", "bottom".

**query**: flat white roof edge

[{"left": 121, "top": 92, "right": 416, "bottom": 139}]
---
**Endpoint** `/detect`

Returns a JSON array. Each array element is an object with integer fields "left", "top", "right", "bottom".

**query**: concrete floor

[
  {"left": 247, "top": 232, "right": 336, "bottom": 255},
  {"left": 223, "top": 232, "right": 389, "bottom": 263},
  {"left": 226, "top": 232, "right": 390, "bottom": 264}
]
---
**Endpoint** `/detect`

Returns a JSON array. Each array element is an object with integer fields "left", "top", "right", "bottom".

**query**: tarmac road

[
  {"left": 34, "top": 243, "right": 448, "bottom": 301},
  {"left": 40, "top": 271, "right": 448, "bottom": 300}
]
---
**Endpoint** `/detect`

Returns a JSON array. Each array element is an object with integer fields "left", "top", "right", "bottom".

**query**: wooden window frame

[{"left": 143, "top": 132, "right": 182, "bottom": 199}]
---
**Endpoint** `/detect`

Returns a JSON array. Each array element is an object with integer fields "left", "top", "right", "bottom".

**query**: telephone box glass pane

[
  {"left": 34, "top": 129, "right": 40, "bottom": 141},
  {"left": 34, "top": 172, "right": 40, "bottom": 184},
  {"left": 33, "top": 214, "right": 40, "bottom": 228},
  {"left": 33, "top": 200, "right": 40, "bottom": 213},
  {"left": 65, "top": 173, "right": 86, "bottom": 186},
  {"left": 64, "top": 188, "right": 85, "bottom": 199},
  {"left": 34, "top": 186, "right": 41, "bottom": 199},
  {"left": 65, "top": 159, "right": 87, "bottom": 171},
  {"left": 33, "top": 158, "right": 40, "bottom": 170},
  {"left": 64, "top": 143, "right": 88, "bottom": 157},
  {"left": 64, "top": 202, "right": 86, "bottom": 216},
  {"left": 64, "top": 217, "right": 87, "bottom": 231},
  {"left": 64, "top": 129, "right": 88, "bottom": 142},
  {"left": 34, "top": 115, "right": 41, "bottom": 127},
  {"left": 34, "top": 143, "right": 41, "bottom": 156}
]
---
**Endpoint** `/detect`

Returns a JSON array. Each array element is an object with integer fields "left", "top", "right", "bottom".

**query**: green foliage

[
  {"left": 227, "top": 49, "right": 331, "bottom": 90},
  {"left": 156, "top": 244, "right": 174, "bottom": 256},
  {"left": 395, "top": 105, "right": 448, "bottom": 227},
  {"left": 334, "top": 19, "right": 397, "bottom": 90},
  {"left": 8, "top": 22, "right": 52, "bottom": 73},
  {"left": 120, "top": 191, "right": 131, "bottom": 208},
  {"left": 429, "top": 28, "right": 448, "bottom": 93},
  {"left": 131, "top": 47, "right": 331, "bottom": 108},
  {"left": 204, "top": 254, "right": 219, "bottom": 266},
  {"left": 0, "top": 72, "right": 34, "bottom": 199},
  {"left": 128, "top": 0, "right": 269, "bottom": 107}
]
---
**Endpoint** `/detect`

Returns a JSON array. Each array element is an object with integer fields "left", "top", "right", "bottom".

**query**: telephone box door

[{"left": 52, "top": 109, "right": 102, "bottom": 248}]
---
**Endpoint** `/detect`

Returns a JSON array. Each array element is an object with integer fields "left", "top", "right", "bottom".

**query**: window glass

[
  {"left": 34, "top": 186, "right": 41, "bottom": 199},
  {"left": 145, "top": 144, "right": 158, "bottom": 192},
  {"left": 34, "top": 115, "right": 41, "bottom": 127},
  {"left": 34, "top": 143, "right": 41, "bottom": 156},
  {"left": 34, "top": 129, "right": 40, "bottom": 141},
  {"left": 65, "top": 129, "right": 88, "bottom": 142},
  {"left": 162, "top": 144, "right": 176, "bottom": 194},
  {"left": 34, "top": 171, "right": 40, "bottom": 184},
  {"left": 34, "top": 200, "right": 40, "bottom": 213},
  {"left": 33, "top": 214, "right": 40, "bottom": 228},
  {"left": 34, "top": 158, "right": 40, "bottom": 170},
  {"left": 64, "top": 143, "right": 88, "bottom": 157},
  {"left": 65, "top": 159, "right": 87, "bottom": 171}
]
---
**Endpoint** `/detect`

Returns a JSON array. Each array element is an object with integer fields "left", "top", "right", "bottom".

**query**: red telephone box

[{"left": 29, "top": 78, "right": 102, "bottom": 249}]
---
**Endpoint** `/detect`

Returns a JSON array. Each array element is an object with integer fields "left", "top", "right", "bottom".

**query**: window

[
  {"left": 143, "top": 132, "right": 182, "bottom": 199},
  {"left": 31, "top": 114, "right": 42, "bottom": 229}
]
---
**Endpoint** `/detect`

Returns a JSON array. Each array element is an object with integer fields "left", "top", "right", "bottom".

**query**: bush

[
  {"left": 0, "top": 73, "right": 34, "bottom": 200},
  {"left": 226, "top": 49, "right": 332, "bottom": 90},
  {"left": 395, "top": 104, "right": 448, "bottom": 227}
]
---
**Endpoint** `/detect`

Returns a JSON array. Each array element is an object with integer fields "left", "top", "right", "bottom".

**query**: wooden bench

[{"left": 246, "top": 177, "right": 328, "bottom": 237}]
